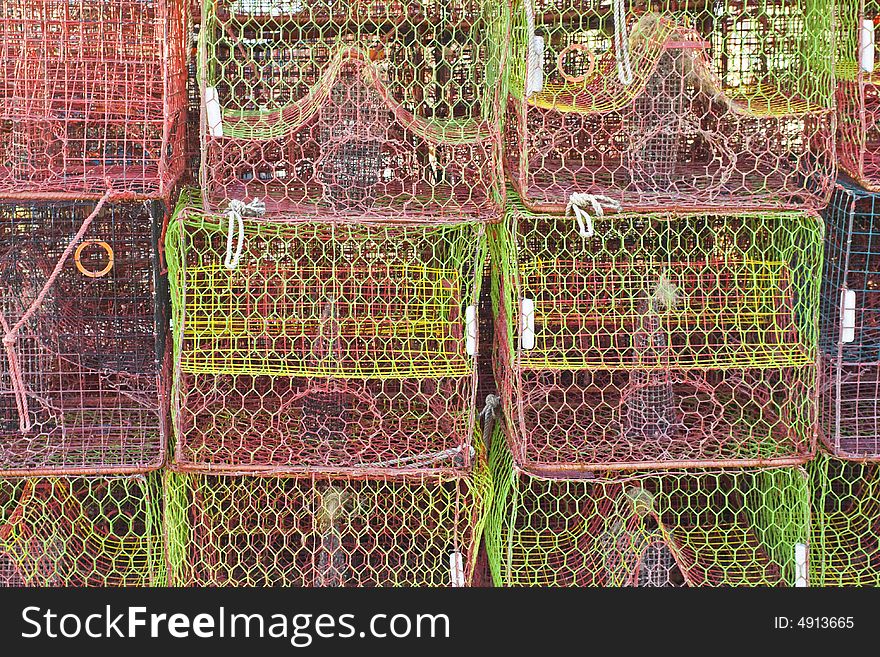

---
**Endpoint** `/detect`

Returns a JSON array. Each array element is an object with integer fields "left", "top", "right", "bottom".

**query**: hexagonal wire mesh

[
  {"left": 820, "top": 182, "right": 880, "bottom": 459},
  {"left": 0, "top": 200, "right": 169, "bottom": 475},
  {"left": 166, "top": 191, "right": 486, "bottom": 474},
  {"left": 486, "top": 426, "right": 811, "bottom": 587},
  {"left": 837, "top": 0, "right": 880, "bottom": 190},
  {"left": 198, "top": 0, "right": 508, "bottom": 220},
  {"left": 809, "top": 453, "right": 880, "bottom": 586},
  {"left": 505, "top": 0, "right": 835, "bottom": 213},
  {"left": 491, "top": 194, "right": 821, "bottom": 473},
  {"left": 0, "top": 0, "right": 188, "bottom": 199},
  {"left": 164, "top": 464, "right": 491, "bottom": 586},
  {"left": 0, "top": 474, "right": 165, "bottom": 587}
]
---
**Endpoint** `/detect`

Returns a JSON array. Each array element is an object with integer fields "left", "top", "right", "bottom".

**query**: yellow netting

[
  {"left": 167, "top": 192, "right": 486, "bottom": 379},
  {"left": 164, "top": 462, "right": 492, "bottom": 586},
  {"left": 488, "top": 428, "right": 810, "bottom": 586},
  {"left": 519, "top": 14, "right": 827, "bottom": 117},
  {"left": 0, "top": 475, "right": 164, "bottom": 587}
]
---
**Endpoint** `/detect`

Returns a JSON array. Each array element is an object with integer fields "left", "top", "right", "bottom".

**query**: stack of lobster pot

[
  {"left": 808, "top": 0, "right": 880, "bottom": 588},
  {"left": 0, "top": 0, "right": 186, "bottom": 586},
  {"left": 161, "top": 0, "right": 507, "bottom": 586},
  {"left": 486, "top": 0, "right": 832, "bottom": 587}
]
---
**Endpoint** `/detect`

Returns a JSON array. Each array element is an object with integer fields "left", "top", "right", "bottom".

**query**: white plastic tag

[
  {"left": 465, "top": 305, "right": 477, "bottom": 356},
  {"left": 840, "top": 289, "right": 856, "bottom": 344},
  {"left": 205, "top": 86, "right": 224, "bottom": 138},
  {"left": 795, "top": 543, "right": 807, "bottom": 588},
  {"left": 520, "top": 297, "right": 535, "bottom": 350},
  {"left": 861, "top": 19, "right": 875, "bottom": 73},
  {"left": 449, "top": 551, "right": 465, "bottom": 587}
]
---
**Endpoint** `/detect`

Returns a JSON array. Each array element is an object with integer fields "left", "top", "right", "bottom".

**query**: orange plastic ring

[
  {"left": 557, "top": 42, "right": 596, "bottom": 85},
  {"left": 74, "top": 240, "right": 114, "bottom": 278}
]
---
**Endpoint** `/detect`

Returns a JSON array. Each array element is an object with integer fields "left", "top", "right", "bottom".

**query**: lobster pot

[
  {"left": 166, "top": 196, "right": 486, "bottom": 474},
  {"left": 505, "top": 0, "right": 835, "bottom": 213},
  {"left": 487, "top": 432, "right": 810, "bottom": 587},
  {"left": 198, "top": 0, "right": 507, "bottom": 220},
  {"left": 837, "top": 0, "right": 880, "bottom": 189},
  {"left": 0, "top": 0, "right": 187, "bottom": 199},
  {"left": 164, "top": 466, "right": 491, "bottom": 586},
  {"left": 819, "top": 183, "right": 880, "bottom": 458},
  {"left": 0, "top": 474, "right": 164, "bottom": 587},
  {"left": 492, "top": 199, "right": 822, "bottom": 472},
  {"left": 810, "top": 455, "right": 880, "bottom": 586},
  {"left": 821, "top": 358, "right": 880, "bottom": 459},
  {"left": 0, "top": 201, "right": 168, "bottom": 475}
]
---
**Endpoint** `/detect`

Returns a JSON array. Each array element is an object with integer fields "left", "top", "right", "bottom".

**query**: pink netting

[
  {"left": 199, "top": 0, "right": 506, "bottom": 221},
  {"left": 173, "top": 374, "right": 476, "bottom": 475},
  {"left": 820, "top": 357, "right": 880, "bottom": 459},
  {"left": 0, "top": 200, "right": 168, "bottom": 475},
  {"left": 836, "top": 1, "right": 880, "bottom": 190},
  {"left": 0, "top": 0, "right": 187, "bottom": 199},
  {"left": 837, "top": 78, "right": 880, "bottom": 189}
]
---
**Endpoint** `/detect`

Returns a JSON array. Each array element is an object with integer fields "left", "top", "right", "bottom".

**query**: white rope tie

[
  {"left": 613, "top": 0, "right": 633, "bottom": 86},
  {"left": 524, "top": 0, "right": 536, "bottom": 39},
  {"left": 524, "top": 0, "right": 543, "bottom": 96},
  {"left": 224, "top": 198, "right": 265, "bottom": 270},
  {"left": 566, "top": 193, "right": 621, "bottom": 238}
]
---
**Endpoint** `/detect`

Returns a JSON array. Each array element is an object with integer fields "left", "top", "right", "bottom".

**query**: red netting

[
  {"left": 837, "top": 78, "right": 880, "bottom": 190},
  {"left": 506, "top": 1, "right": 834, "bottom": 212},
  {"left": 198, "top": 0, "right": 507, "bottom": 220},
  {"left": 173, "top": 374, "right": 476, "bottom": 474},
  {"left": 0, "top": 0, "right": 188, "bottom": 199},
  {"left": 0, "top": 200, "right": 168, "bottom": 475},
  {"left": 501, "top": 364, "right": 818, "bottom": 474}
]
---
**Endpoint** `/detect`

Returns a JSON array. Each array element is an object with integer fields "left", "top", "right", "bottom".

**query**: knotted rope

[
  {"left": 566, "top": 193, "right": 621, "bottom": 238},
  {"left": 224, "top": 198, "right": 266, "bottom": 270}
]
